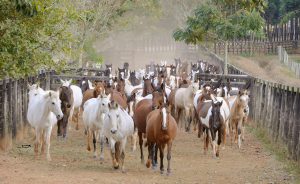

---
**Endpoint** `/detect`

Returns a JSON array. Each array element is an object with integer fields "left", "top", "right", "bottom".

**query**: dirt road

[{"left": 0, "top": 122, "right": 294, "bottom": 184}]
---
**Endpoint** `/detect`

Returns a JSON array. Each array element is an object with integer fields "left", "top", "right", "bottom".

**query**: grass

[{"left": 247, "top": 124, "right": 300, "bottom": 183}]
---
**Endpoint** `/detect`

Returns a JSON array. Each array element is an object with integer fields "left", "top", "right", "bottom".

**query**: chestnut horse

[
  {"left": 133, "top": 84, "right": 165, "bottom": 163},
  {"left": 229, "top": 89, "right": 250, "bottom": 149},
  {"left": 145, "top": 105, "right": 177, "bottom": 175},
  {"left": 82, "top": 81, "right": 105, "bottom": 109}
]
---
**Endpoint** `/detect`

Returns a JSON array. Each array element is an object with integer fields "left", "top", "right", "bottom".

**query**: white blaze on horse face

[
  {"left": 240, "top": 94, "right": 249, "bottom": 107},
  {"left": 47, "top": 92, "right": 63, "bottom": 120},
  {"left": 162, "top": 107, "right": 167, "bottom": 130},
  {"left": 129, "top": 101, "right": 134, "bottom": 117}
]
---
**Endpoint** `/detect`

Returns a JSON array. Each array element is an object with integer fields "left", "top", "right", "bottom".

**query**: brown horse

[
  {"left": 145, "top": 105, "right": 177, "bottom": 175},
  {"left": 110, "top": 90, "right": 127, "bottom": 110},
  {"left": 133, "top": 84, "right": 165, "bottom": 163},
  {"left": 82, "top": 81, "right": 105, "bottom": 109},
  {"left": 57, "top": 86, "right": 74, "bottom": 138},
  {"left": 142, "top": 77, "right": 155, "bottom": 97}
]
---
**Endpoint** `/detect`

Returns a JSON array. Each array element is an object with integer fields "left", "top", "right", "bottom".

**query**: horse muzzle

[
  {"left": 111, "top": 130, "right": 117, "bottom": 134},
  {"left": 57, "top": 114, "right": 63, "bottom": 120}
]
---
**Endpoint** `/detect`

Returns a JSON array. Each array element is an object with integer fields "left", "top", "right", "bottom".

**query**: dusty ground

[
  {"left": 228, "top": 54, "right": 300, "bottom": 87},
  {"left": 0, "top": 121, "right": 295, "bottom": 184}
]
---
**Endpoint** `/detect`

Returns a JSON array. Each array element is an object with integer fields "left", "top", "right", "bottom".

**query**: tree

[
  {"left": 0, "top": 0, "right": 77, "bottom": 78},
  {"left": 173, "top": 0, "right": 266, "bottom": 74}
]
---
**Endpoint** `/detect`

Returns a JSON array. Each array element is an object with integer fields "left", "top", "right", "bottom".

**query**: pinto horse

[
  {"left": 133, "top": 84, "right": 165, "bottom": 163},
  {"left": 145, "top": 105, "right": 177, "bottom": 175},
  {"left": 57, "top": 86, "right": 74, "bottom": 138},
  {"left": 197, "top": 97, "right": 226, "bottom": 158}
]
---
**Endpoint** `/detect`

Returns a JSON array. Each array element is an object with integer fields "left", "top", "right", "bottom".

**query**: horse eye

[
  {"left": 102, "top": 103, "right": 105, "bottom": 106},
  {"left": 52, "top": 102, "right": 55, "bottom": 105},
  {"left": 117, "top": 115, "right": 119, "bottom": 118}
]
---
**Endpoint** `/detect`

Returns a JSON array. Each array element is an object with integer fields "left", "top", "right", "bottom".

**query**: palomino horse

[
  {"left": 229, "top": 89, "right": 250, "bottom": 148},
  {"left": 27, "top": 89, "right": 63, "bottom": 161},
  {"left": 174, "top": 83, "right": 198, "bottom": 131},
  {"left": 145, "top": 105, "right": 177, "bottom": 175},
  {"left": 82, "top": 81, "right": 105, "bottom": 109},
  {"left": 61, "top": 79, "right": 83, "bottom": 130},
  {"left": 57, "top": 86, "right": 74, "bottom": 138},
  {"left": 82, "top": 94, "right": 111, "bottom": 158},
  {"left": 197, "top": 97, "right": 227, "bottom": 158},
  {"left": 101, "top": 101, "right": 134, "bottom": 172},
  {"left": 133, "top": 84, "right": 165, "bottom": 163}
]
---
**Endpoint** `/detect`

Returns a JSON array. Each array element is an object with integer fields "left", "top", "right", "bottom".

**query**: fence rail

[{"left": 278, "top": 46, "right": 300, "bottom": 78}]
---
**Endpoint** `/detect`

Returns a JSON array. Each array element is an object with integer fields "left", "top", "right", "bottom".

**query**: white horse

[
  {"left": 60, "top": 79, "right": 83, "bottom": 130},
  {"left": 82, "top": 94, "right": 111, "bottom": 158},
  {"left": 27, "top": 90, "right": 63, "bottom": 161},
  {"left": 27, "top": 83, "right": 45, "bottom": 101},
  {"left": 174, "top": 83, "right": 198, "bottom": 131},
  {"left": 124, "top": 79, "right": 143, "bottom": 97},
  {"left": 101, "top": 102, "right": 134, "bottom": 172}
]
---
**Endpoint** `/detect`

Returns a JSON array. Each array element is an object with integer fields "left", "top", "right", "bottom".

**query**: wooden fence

[
  {"left": 278, "top": 46, "right": 300, "bottom": 78},
  {"left": 214, "top": 17, "right": 300, "bottom": 55}
]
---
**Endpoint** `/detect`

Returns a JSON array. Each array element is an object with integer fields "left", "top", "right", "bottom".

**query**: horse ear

[
  {"left": 60, "top": 79, "right": 65, "bottom": 84},
  {"left": 68, "top": 79, "right": 72, "bottom": 85},
  {"left": 27, "top": 84, "right": 31, "bottom": 89},
  {"left": 49, "top": 91, "right": 52, "bottom": 97},
  {"left": 107, "top": 93, "right": 111, "bottom": 100},
  {"left": 220, "top": 100, "right": 223, "bottom": 106}
]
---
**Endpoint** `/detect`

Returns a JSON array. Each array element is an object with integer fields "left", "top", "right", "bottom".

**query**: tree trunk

[{"left": 224, "top": 40, "right": 228, "bottom": 75}]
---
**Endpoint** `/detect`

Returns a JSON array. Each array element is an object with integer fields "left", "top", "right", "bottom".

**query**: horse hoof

[
  {"left": 93, "top": 155, "right": 97, "bottom": 159},
  {"left": 160, "top": 170, "right": 164, "bottom": 175},
  {"left": 152, "top": 165, "right": 157, "bottom": 170},
  {"left": 114, "top": 165, "right": 119, "bottom": 169},
  {"left": 167, "top": 170, "right": 171, "bottom": 176},
  {"left": 216, "top": 152, "right": 220, "bottom": 157},
  {"left": 146, "top": 160, "right": 151, "bottom": 168},
  {"left": 87, "top": 147, "right": 91, "bottom": 151},
  {"left": 100, "top": 156, "right": 104, "bottom": 161}
]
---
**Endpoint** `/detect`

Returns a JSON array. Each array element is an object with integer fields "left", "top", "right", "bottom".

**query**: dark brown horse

[
  {"left": 142, "top": 77, "right": 155, "bottom": 97},
  {"left": 145, "top": 105, "right": 177, "bottom": 175},
  {"left": 133, "top": 84, "right": 165, "bottom": 163},
  {"left": 57, "top": 86, "right": 74, "bottom": 138}
]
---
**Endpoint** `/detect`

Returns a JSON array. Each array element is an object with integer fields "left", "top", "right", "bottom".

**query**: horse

[
  {"left": 101, "top": 101, "right": 134, "bottom": 172},
  {"left": 229, "top": 89, "right": 250, "bottom": 148},
  {"left": 60, "top": 79, "right": 83, "bottom": 130},
  {"left": 197, "top": 96, "right": 227, "bottom": 158},
  {"left": 82, "top": 94, "right": 111, "bottom": 158},
  {"left": 142, "top": 77, "right": 155, "bottom": 97},
  {"left": 174, "top": 83, "right": 198, "bottom": 131},
  {"left": 82, "top": 81, "right": 105, "bottom": 109},
  {"left": 145, "top": 105, "right": 177, "bottom": 175},
  {"left": 129, "top": 71, "right": 140, "bottom": 86},
  {"left": 57, "top": 86, "right": 74, "bottom": 138},
  {"left": 118, "top": 68, "right": 126, "bottom": 79},
  {"left": 133, "top": 84, "right": 165, "bottom": 163},
  {"left": 27, "top": 90, "right": 63, "bottom": 161}
]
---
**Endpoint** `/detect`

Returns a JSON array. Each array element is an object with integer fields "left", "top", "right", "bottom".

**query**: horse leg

[
  {"left": 237, "top": 119, "right": 243, "bottom": 149},
  {"left": 222, "top": 121, "right": 227, "bottom": 150},
  {"left": 115, "top": 141, "right": 121, "bottom": 166},
  {"left": 110, "top": 139, "right": 119, "bottom": 169},
  {"left": 75, "top": 108, "right": 79, "bottom": 130},
  {"left": 146, "top": 142, "right": 153, "bottom": 168},
  {"left": 204, "top": 128, "right": 209, "bottom": 155},
  {"left": 57, "top": 120, "right": 62, "bottom": 137},
  {"left": 242, "top": 116, "right": 247, "bottom": 141},
  {"left": 159, "top": 144, "right": 165, "bottom": 174},
  {"left": 131, "top": 128, "right": 138, "bottom": 152},
  {"left": 92, "top": 131, "right": 97, "bottom": 158},
  {"left": 217, "top": 125, "right": 225, "bottom": 157},
  {"left": 152, "top": 144, "right": 158, "bottom": 169},
  {"left": 166, "top": 141, "right": 172, "bottom": 175},
  {"left": 40, "top": 130, "right": 46, "bottom": 155},
  {"left": 209, "top": 129, "right": 216, "bottom": 158},
  {"left": 34, "top": 128, "right": 41, "bottom": 158},
  {"left": 99, "top": 135, "right": 105, "bottom": 161},
  {"left": 120, "top": 138, "right": 127, "bottom": 173},
  {"left": 198, "top": 121, "right": 203, "bottom": 138},
  {"left": 86, "top": 129, "right": 91, "bottom": 151},
  {"left": 138, "top": 132, "right": 144, "bottom": 163},
  {"left": 45, "top": 126, "right": 52, "bottom": 161}
]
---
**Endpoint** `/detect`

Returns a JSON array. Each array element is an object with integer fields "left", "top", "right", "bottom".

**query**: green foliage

[
  {"left": 0, "top": 0, "right": 77, "bottom": 79},
  {"left": 173, "top": 0, "right": 266, "bottom": 44},
  {"left": 83, "top": 39, "right": 103, "bottom": 64}
]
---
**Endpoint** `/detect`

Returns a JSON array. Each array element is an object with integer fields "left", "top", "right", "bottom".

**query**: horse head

[
  {"left": 152, "top": 83, "right": 165, "bottom": 109},
  {"left": 45, "top": 91, "right": 63, "bottom": 120},
  {"left": 59, "top": 86, "right": 73, "bottom": 110},
  {"left": 210, "top": 100, "right": 223, "bottom": 129},
  {"left": 107, "top": 101, "right": 120, "bottom": 135},
  {"left": 238, "top": 89, "right": 250, "bottom": 109},
  {"left": 98, "top": 93, "right": 111, "bottom": 114}
]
